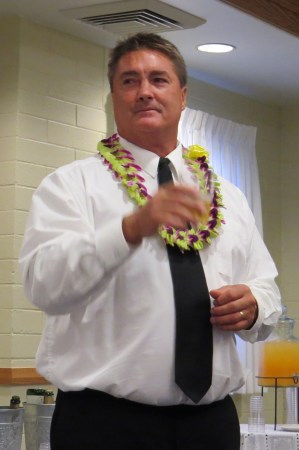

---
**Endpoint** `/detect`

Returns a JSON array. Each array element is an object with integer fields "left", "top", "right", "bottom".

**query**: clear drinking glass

[
  {"left": 248, "top": 395, "right": 265, "bottom": 433},
  {"left": 198, "top": 177, "right": 215, "bottom": 226},
  {"left": 39, "top": 444, "right": 51, "bottom": 450}
]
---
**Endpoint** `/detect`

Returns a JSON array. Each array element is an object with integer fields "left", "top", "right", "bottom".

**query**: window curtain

[{"left": 178, "top": 107, "right": 261, "bottom": 393}]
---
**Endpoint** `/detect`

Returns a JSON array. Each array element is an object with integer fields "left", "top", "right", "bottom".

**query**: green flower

[
  {"left": 98, "top": 135, "right": 224, "bottom": 252},
  {"left": 185, "top": 144, "right": 209, "bottom": 160}
]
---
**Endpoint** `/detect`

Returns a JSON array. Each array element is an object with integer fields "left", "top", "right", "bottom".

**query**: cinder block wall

[
  {"left": 0, "top": 16, "right": 113, "bottom": 405},
  {"left": 0, "top": 16, "right": 18, "bottom": 371}
]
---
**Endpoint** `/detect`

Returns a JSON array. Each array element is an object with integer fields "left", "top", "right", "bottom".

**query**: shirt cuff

[
  {"left": 237, "top": 293, "right": 265, "bottom": 341},
  {"left": 95, "top": 217, "right": 136, "bottom": 272}
]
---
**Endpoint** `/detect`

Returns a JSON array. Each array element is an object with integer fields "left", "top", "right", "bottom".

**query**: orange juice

[
  {"left": 194, "top": 198, "right": 212, "bottom": 226},
  {"left": 258, "top": 340, "right": 299, "bottom": 386}
]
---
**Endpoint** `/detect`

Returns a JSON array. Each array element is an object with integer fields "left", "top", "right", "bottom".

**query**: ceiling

[{"left": 1, "top": 0, "right": 299, "bottom": 107}]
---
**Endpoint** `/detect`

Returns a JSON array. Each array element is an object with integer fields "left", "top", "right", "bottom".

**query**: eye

[
  {"left": 122, "top": 78, "right": 137, "bottom": 86},
  {"left": 153, "top": 77, "right": 168, "bottom": 84}
]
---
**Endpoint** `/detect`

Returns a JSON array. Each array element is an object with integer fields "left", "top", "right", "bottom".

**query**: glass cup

[
  {"left": 248, "top": 395, "right": 265, "bottom": 433},
  {"left": 197, "top": 177, "right": 215, "bottom": 226}
]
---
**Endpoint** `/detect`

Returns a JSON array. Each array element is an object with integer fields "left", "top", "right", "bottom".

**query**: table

[{"left": 240, "top": 424, "right": 299, "bottom": 450}]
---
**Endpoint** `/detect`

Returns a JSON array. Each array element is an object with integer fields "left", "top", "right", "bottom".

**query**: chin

[{"left": 136, "top": 118, "right": 163, "bottom": 130}]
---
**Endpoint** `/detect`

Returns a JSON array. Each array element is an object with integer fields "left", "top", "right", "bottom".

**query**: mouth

[{"left": 134, "top": 107, "right": 160, "bottom": 114}]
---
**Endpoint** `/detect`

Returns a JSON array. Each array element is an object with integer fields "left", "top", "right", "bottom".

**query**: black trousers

[{"left": 50, "top": 389, "right": 240, "bottom": 450}]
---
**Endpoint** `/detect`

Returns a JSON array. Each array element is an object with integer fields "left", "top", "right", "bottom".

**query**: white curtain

[{"left": 179, "top": 107, "right": 261, "bottom": 393}]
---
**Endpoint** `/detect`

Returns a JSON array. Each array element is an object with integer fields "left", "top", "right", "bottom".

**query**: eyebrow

[
  {"left": 119, "top": 70, "right": 170, "bottom": 79},
  {"left": 119, "top": 71, "right": 139, "bottom": 79}
]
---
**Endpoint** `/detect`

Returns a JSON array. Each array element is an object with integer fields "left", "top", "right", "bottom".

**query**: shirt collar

[{"left": 119, "top": 136, "right": 183, "bottom": 182}]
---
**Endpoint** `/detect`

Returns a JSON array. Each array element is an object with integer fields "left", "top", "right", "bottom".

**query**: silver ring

[{"left": 239, "top": 311, "right": 245, "bottom": 318}]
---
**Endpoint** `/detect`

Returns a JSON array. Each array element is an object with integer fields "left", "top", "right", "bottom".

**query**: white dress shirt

[{"left": 19, "top": 137, "right": 281, "bottom": 406}]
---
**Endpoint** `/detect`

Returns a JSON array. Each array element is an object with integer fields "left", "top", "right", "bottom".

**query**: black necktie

[{"left": 158, "top": 157, "right": 213, "bottom": 403}]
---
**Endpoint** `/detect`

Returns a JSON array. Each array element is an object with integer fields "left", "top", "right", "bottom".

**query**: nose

[{"left": 137, "top": 79, "right": 153, "bottom": 101}]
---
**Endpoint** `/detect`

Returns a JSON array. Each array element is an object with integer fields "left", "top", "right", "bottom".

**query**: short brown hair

[{"left": 108, "top": 32, "right": 187, "bottom": 90}]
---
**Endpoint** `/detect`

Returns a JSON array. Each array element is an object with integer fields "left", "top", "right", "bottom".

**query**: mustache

[{"left": 132, "top": 102, "right": 162, "bottom": 114}]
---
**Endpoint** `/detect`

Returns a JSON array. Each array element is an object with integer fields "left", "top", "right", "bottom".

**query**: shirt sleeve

[
  {"left": 235, "top": 197, "right": 281, "bottom": 343},
  {"left": 19, "top": 166, "right": 135, "bottom": 315}
]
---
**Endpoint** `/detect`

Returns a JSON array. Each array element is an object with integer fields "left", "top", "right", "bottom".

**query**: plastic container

[
  {"left": 43, "top": 391, "right": 54, "bottom": 405},
  {"left": 248, "top": 395, "right": 265, "bottom": 433},
  {"left": 26, "top": 389, "right": 47, "bottom": 405},
  {"left": 24, "top": 403, "right": 54, "bottom": 450},
  {"left": 258, "top": 306, "right": 299, "bottom": 387},
  {"left": 286, "top": 387, "right": 299, "bottom": 424},
  {"left": 10, "top": 396, "right": 21, "bottom": 410},
  {"left": 39, "top": 444, "right": 51, "bottom": 450},
  {"left": 0, "top": 407, "right": 24, "bottom": 450}
]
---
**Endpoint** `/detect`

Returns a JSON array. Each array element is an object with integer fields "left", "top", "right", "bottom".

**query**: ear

[{"left": 181, "top": 86, "right": 187, "bottom": 110}]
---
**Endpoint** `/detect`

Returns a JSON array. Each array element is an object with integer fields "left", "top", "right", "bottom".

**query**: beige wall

[
  {"left": 280, "top": 108, "right": 299, "bottom": 332},
  {"left": 0, "top": 16, "right": 112, "bottom": 405},
  {"left": 0, "top": 15, "right": 298, "bottom": 425}
]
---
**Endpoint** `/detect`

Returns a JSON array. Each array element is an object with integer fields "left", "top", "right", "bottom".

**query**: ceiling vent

[{"left": 60, "top": 0, "right": 205, "bottom": 35}]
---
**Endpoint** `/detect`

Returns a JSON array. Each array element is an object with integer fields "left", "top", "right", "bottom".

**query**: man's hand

[
  {"left": 122, "top": 183, "right": 208, "bottom": 245},
  {"left": 210, "top": 284, "right": 258, "bottom": 331}
]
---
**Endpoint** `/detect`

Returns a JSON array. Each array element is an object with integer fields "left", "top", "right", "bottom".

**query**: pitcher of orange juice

[{"left": 258, "top": 306, "right": 299, "bottom": 387}]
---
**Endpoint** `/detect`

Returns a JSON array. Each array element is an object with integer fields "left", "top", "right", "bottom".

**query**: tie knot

[
  {"left": 158, "top": 157, "right": 170, "bottom": 167},
  {"left": 158, "top": 158, "right": 173, "bottom": 185}
]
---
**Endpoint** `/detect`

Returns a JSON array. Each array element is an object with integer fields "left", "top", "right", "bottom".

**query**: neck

[{"left": 118, "top": 130, "right": 178, "bottom": 157}]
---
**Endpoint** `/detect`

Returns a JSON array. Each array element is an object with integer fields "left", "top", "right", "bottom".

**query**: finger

[
  {"left": 210, "top": 284, "right": 252, "bottom": 308},
  {"left": 210, "top": 311, "right": 249, "bottom": 331},
  {"left": 159, "top": 184, "right": 208, "bottom": 216},
  {"left": 210, "top": 285, "right": 258, "bottom": 331},
  {"left": 211, "top": 309, "right": 243, "bottom": 325},
  {"left": 211, "top": 306, "right": 257, "bottom": 331},
  {"left": 155, "top": 192, "right": 206, "bottom": 226}
]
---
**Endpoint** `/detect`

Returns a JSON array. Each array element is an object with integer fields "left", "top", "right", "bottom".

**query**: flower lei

[{"left": 97, "top": 134, "right": 224, "bottom": 251}]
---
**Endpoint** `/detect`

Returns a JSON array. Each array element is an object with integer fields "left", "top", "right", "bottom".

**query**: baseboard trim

[{"left": 0, "top": 368, "right": 49, "bottom": 385}]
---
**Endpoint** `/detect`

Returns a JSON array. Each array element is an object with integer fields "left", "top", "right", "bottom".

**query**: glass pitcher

[{"left": 258, "top": 305, "right": 299, "bottom": 387}]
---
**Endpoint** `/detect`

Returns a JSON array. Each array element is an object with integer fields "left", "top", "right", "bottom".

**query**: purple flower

[
  {"left": 189, "top": 234, "right": 199, "bottom": 243},
  {"left": 117, "top": 154, "right": 135, "bottom": 161},
  {"left": 140, "top": 188, "right": 149, "bottom": 197},
  {"left": 136, "top": 183, "right": 148, "bottom": 196},
  {"left": 208, "top": 219, "right": 217, "bottom": 229},
  {"left": 124, "top": 163, "right": 142, "bottom": 171},
  {"left": 200, "top": 162, "right": 209, "bottom": 171},
  {"left": 210, "top": 207, "right": 218, "bottom": 218},
  {"left": 102, "top": 133, "right": 118, "bottom": 144},
  {"left": 165, "top": 226, "right": 174, "bottom": 235},
  {"left": 212, "top": 196, "right": 217, "bottom": 207},
  {"left": 101, "top": 134, "right": 119, "bottom": 148},
  {"left": 200, "top": 230, "right": 210, "bottom": 240},
  {"left": 127, "top": 173, "right": 145, "bottom": 182}
]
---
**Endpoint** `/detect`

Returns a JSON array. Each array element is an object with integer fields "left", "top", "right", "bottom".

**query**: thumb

[{"left": 209, "top": 288, "right": 221, "bottom": 299}]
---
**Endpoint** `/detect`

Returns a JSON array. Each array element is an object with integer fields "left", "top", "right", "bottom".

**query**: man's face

[{"left": 111, "top": 49, "right": 187, "bottom": 145}]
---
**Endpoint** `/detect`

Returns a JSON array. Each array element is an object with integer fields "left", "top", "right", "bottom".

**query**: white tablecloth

[{"left": 240, "top": 424, "right": 299, "bottom": 450}]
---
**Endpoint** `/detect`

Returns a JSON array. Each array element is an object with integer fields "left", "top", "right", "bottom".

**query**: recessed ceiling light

[{"left": 197, "top": 43, "right": 235, "bottom": 53}]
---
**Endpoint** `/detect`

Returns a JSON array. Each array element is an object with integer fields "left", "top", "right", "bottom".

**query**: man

[{"left": 19, "top": 33, "right": 281, "bottom": 449}]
